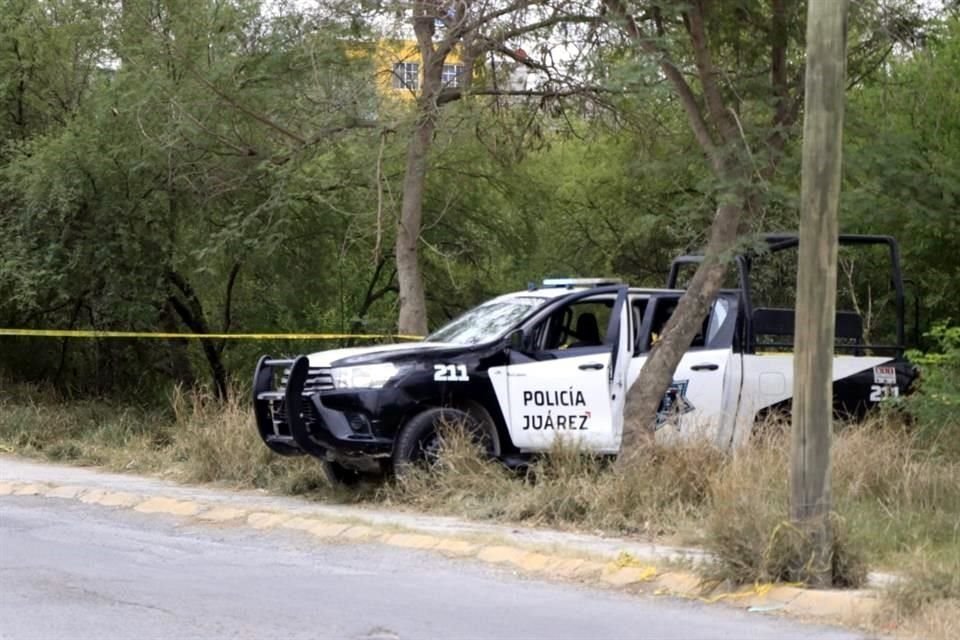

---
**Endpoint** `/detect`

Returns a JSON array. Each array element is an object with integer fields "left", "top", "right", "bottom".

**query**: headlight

[{"left": 331, "top": 363, "right": 401, "bottom": 389}]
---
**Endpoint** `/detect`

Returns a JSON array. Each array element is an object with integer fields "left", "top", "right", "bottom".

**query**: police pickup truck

[{"left": 253, "top": 234, "right": 917, "bottom": 481}]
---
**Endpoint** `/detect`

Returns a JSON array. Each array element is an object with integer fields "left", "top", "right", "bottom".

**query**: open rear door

[{"left": 627, "top": 294, "right": 741, "bottom": 446}]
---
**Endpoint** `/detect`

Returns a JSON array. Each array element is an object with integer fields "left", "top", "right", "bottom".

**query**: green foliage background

[{"left": 1, "top": 0, "right": 958, "bottom": 399}]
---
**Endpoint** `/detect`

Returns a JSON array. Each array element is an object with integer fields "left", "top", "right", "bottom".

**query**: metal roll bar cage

[{"left": 666, "top": 234, "right": 907, "bottom": 356}]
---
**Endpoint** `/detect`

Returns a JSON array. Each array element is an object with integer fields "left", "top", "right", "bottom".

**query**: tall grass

[
  {"left": 0, "top": 383, "right": 366, "bottom": 500},
  {"left": 0, "top": 382, "right": 956, "bottom": 591},
  {"left": 383, "top": 432, "right": 726, "bottom": 536}
]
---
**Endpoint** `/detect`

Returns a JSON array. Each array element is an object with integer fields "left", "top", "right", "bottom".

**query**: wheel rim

[{"left": 415, "top": 431, "right": 443, "bottom": 467}]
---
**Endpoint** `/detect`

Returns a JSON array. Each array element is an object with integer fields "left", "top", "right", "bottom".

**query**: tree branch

[
  {"left": 437, "top": 85, "right": 612, "bottom": 106},
  {"left": 192, "top": 72, "right": 306, "bottom": 144},
  {"left": 269, "top": 119, "right": 384, "bottom": 165},
  {"left": 602, "top": 0, "right": 720, "bottom": 170},
  {"left": 478, "top": 14, "right": 604, "bottom": 49},
  {"left": 493, "top": 44, "right": 551, "bottom": 74},
  {"left": 771, "top": 0, "right": 790, "bottom": 125},
  {"left": 217, "top": 261, "right": 242, "bottom": 356},
  {"left": 683, "top": 0, "right": 739, "bottom": 143},
  {"left": 764, "top": 0, "right": 795, "bottom": 163}
]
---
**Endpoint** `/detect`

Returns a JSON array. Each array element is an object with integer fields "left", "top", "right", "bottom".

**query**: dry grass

[
  {"left": 892, "top": 598, "right": 960, "bottom": 640},
  {"left": 0, "top": 383, "right": 957, "bottom": 615},
  {"left": 382, "top": 430, "right": 726, "bottom": 538},
  {"left": 886, "top": 559, "right": 960, "bottom": 616},
  {"left": 878, "top": 558, "right": 960, "bottom": 640},
  {"left": 0, "top": 383, "right": 368, "bottom": 502},
  {"left": 701, "top": 428, "right": 866, "bottom": 587},
  {"left": 833, "top": 421, "right": 960, "bottom": 569}
]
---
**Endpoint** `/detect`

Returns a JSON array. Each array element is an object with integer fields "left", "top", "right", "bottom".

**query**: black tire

[
  {"left": 319, "top": 459, "right": 363, "bottom": 487},
  {"left": 392, "top": 407, "right": 498, "bottom": 477},
  {"left": 752, "top": 404, "right": 792, "bottom": 442}
]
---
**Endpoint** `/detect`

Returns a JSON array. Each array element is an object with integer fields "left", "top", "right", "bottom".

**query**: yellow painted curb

[
  {"left": 197, "top": 506, "right": 248, "bottom": 523},
  {"left": 785, "top": 588, "right": 880, "bottom": 622},
  {"left": 383, "top": 533, "right": 440, "bottom": 550},
  {"left": 96, "top": 491, "right": 140, "bottom": 508},
  {"left": 341, "top": 525, "right": 376, "bottom": 541},
  {"left": 477, "top": 545, "right": 529, "bottom": 566},
  {"left": 134, "top": 497, "right": 203, "bottom": 517},
  {"left": 601, "top": 564, "right": 658, "bottom": 587},
  {"left": 13, "top": 483, "right": 46, "bottom": 496},
  {"left": 434, "top": 538, "right": 479, "bottom": 557},
  {"left": 280, "top": 516, "right": 321, "bottom": 532},
  {"left": 246, "top": 512, "right": 292, "bottom": 529},
  {"left": 44, "top": 485, "right": 85, "bottom": 500},
  {"left": 549, "top": 558, "right": 587, "bottom": 578},
  {"left": 308, "top": 522, "right": 351, "bottom": 539},
  {"left": 571, "top": 560, "right": 606, "bottom": 580},
  {"left": 0, "top": 477, "right": 888, "bottom": 632},
  {"left": 514, "top": 552, "right": 554, "bottom": 573},
  {"left": 78, "top": 489, "right": 108, "bottom": 504},
  {"left": 653, "top": 571, "right": 704, "bottom": 595},
  {"left": 734, "top": 584, "right": 804, "bottom": 609}
]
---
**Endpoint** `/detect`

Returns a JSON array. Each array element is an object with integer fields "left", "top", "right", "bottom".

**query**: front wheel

[
  {"left": 392, "top": 407, "right": 499, "bottom": 477},
  {"left": 319, "top": 459, "right": 363, "bottom": 487},
  {"left": 319, "top": 458, "right": 390, "bottom": 487}
]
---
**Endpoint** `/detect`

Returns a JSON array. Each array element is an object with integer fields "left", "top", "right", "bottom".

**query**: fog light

[{"left": 347, "top": 413, "right": 370, "bottom": 433}]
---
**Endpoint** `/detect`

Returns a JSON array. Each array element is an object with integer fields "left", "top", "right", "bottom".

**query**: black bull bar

[{"left": 252, "top": 355, "right": 324, "bottom": 457}]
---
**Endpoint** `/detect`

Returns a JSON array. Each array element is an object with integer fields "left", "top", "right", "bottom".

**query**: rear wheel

[
  {"left": 392, "top": 407, "right": 499, "bottom": 477},
  {"left": 752, "top": 404, "right": 792, "bottom": 442}
]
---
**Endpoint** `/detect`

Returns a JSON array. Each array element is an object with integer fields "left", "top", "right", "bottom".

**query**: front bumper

[{"left": 253, "top": 355, "right": 394, "bottom": 459}]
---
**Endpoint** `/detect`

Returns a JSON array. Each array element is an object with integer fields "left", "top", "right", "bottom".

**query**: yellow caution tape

[{"left": 0, "top": 328, "right": 423, "bottom": 341}]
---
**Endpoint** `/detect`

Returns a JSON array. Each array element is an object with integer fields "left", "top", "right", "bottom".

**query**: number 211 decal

[{"left": 434, "top": 364, "right": 469, "bottom": 382}]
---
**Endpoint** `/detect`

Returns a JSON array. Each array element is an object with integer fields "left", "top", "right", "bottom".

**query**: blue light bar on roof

[{"left": 541, "top": 278, "right": 623, "bottom": 288}]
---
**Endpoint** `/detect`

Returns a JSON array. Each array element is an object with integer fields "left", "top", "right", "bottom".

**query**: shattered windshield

[{"left": 427, "top": 297, "right": 547, "bottom": 345}]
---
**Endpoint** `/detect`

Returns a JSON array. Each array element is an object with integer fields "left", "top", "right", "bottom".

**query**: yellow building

[{"left": 371, "top": 39, "right": 467, "bottom": 99}]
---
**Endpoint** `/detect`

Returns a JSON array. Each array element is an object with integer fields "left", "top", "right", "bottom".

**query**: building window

[
  {"left": 442, "top": 64, "right": 464, "bottom": 88},
  {"left": 392, "top": 62, "right": 419, "bottom": 90}
]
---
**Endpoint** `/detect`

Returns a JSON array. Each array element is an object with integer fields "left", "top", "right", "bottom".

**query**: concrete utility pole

[{"left": 790, "top": 0, "right": 849, "bottom": 588}]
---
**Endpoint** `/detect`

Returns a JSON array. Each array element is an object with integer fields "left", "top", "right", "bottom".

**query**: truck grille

[
  {"left": 268, "top": 364, "right": 330, "bottom": 438},
  {"left": 280, "top": 366, "right": 334, "bottom": 393},
  {"left": 270, "top": 399, "right": 319, "bottom": 425}
]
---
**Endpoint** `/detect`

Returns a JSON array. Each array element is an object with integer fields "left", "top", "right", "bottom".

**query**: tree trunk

[
  {"left": 396, "top": 103, "right": 436, "bottom": 337},
  {"left": 161, "top": 299, "right": 195, "bottom": 387},
  {"left": 790, "top": 0, "right": 849, "bottom": 588},
  {"left": 605, "top": 0, "right": 754, "bottom": 464},
  {"left": 395, "top": 14, "right": 445, "bottom": 338},
  {"left": 167, "top": 270, "right": 229, "bottom": 400},
  {"left": 618, "top": 197, "right": 744, "bottom": 461}
]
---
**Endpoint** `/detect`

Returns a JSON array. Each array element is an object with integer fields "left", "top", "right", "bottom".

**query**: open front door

[
  {"left": 608, "top": 287, "right": 631, "bottom": 449},
  {"left": 495, "top": 286, "right": 630, "bottom": 454}
]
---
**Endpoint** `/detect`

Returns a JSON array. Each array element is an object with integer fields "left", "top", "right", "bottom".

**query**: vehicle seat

[{"left": 569, "top": 313, "right": 601, "bottom": 348}]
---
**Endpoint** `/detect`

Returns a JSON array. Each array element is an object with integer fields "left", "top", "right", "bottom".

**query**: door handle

[
  {"left": 578, "top": 363, "right": 604, "bottom": 370},
  {"left": 691, "top": 363, "right": 719, "bottom": 371}
]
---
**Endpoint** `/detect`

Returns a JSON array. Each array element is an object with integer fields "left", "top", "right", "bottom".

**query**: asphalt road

[{"left": 0, "top": 496, "right": 870, "bottom": 640}]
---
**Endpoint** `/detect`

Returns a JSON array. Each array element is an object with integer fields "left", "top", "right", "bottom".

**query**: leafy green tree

[
  {"left": 844, "top": 17, "right": 960, "bottom": 329},
  {"left": 0, "top": 0, "right": 385, "bottom": 396},
  {"left": 600, "top": 0, "right": 931, "bottom": 456}
]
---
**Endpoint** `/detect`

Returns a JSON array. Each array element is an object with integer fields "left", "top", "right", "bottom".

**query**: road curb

[{"left": 0, "top": 479, "right": 882, "bottom": 628}]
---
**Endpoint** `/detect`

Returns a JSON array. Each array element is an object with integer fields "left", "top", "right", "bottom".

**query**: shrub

[
  {"left": 702, "top": 431, "right": 866, "bottom": 588},
  {"left": 901, "top": 323, "right": 960, "bottom": 457}
]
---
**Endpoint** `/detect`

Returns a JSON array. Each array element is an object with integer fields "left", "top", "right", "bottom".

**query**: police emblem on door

[{"left": 656, "top": 380, "right": 696, "bottom": 428}]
